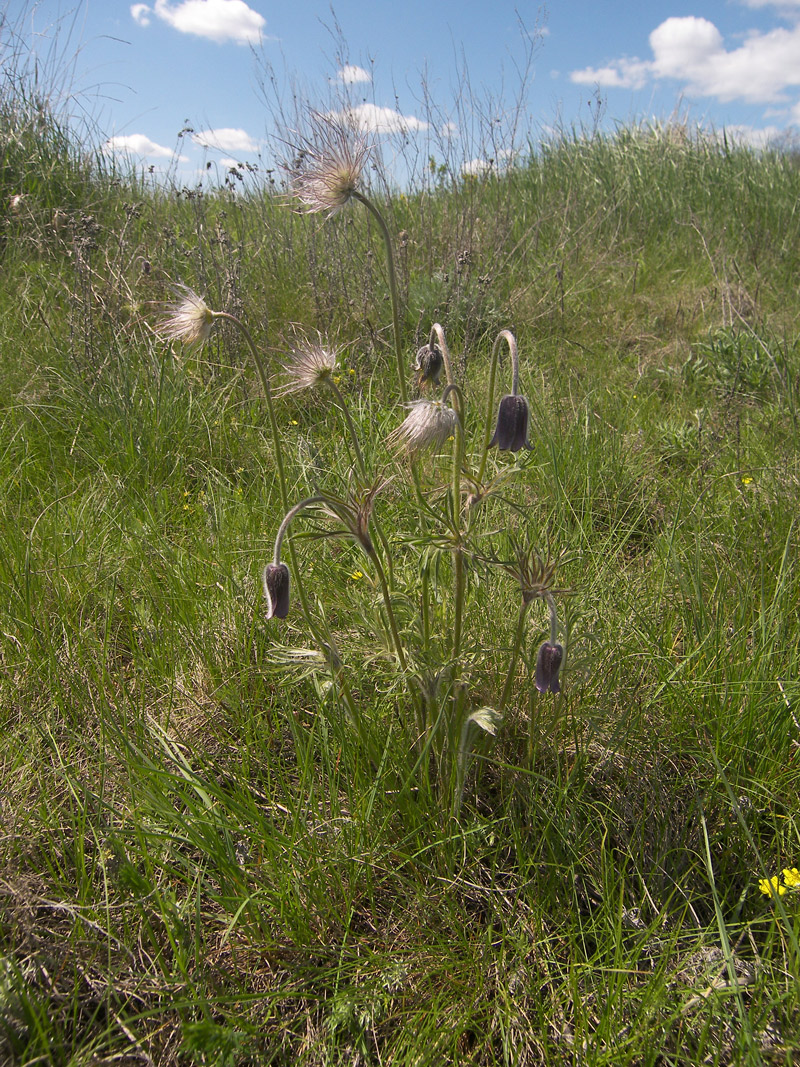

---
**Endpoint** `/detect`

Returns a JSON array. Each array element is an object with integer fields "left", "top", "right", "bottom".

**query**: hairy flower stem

[
  {"left": 477, "top": 329, "right": 518, "bottom": 486},
  {"left": 500, "top": 601, "right": 531, "bottom": 710},
  {"left": 352, "top": 190, "right": 407, "bottom": 406},
  {"left": 365, "top": 546, "right": 407, "bottom": 671},
  {"left": 429, "top": 323, "right": 456, "bottom": 391},
  {"left": 324, "top": 377, "right": 394, "bottom": 582},
  {"left": 545, "top": 591, "right": 559, "bottom": 645},
  {"left": 272, "top": 496, "right": 327, "bottom": 565},
  {"left": 273, "top": 496, "right": 375, "bottom": 755},
  {"left": 324, "top": 377, "right": 367, "bottom": 476},
  {"left": 214, "top": 312, "right": 319, "bottom": 655},
  {"left": 214, "top": 312, "right": 288, "bottom": 510},
  {"left": 441, "top": 383, "right": 466, "bottom": 666}
]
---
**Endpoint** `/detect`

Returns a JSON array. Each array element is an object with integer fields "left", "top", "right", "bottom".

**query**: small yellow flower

[
  {"left": 759, "top": 867, "right": 800, "bottom": 898},
  {"left": 741, "top": 476, "right": 753, "bottom": 486},
  {"left": 290, "top": 419, "right": 299, "bottom": 426},
  {"left": 348, "top": 368, "right": 356, "bottom": 376},
  {"left": 350, "top": 570, "right": 364, "bottom": 581},
  {"left": 333, "top": 375, "right": 342, "bottom": 384}
]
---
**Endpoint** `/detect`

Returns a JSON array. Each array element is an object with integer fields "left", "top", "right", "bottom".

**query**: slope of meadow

[{"left": 2, "top": 64, "right": 800, "bottom": 1067}]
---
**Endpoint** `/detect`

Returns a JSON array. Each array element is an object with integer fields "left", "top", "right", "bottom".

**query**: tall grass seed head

[
  {"left": 277, "top": 338, "right": 341, "bottom": 395},
  {"left": 490, "top": 394, "right": 531, "bottom": 452},
  {"left": 287, "top": 111, "right": 369, "bottom": 217},
  {"left": 263, "top": 562, "right": 290, "bottom": 619},
  {"left": 389, "top": 399, "right": 458, "bottom": 454},
  {"left": 414, "top": 343, "right": 444, "bottom": 387},
  {"left": 535, "top": 641, "right": 563, "bottom": 693},
  {"left": 158, "top": 285, "right": 215, "bottom": 350}
]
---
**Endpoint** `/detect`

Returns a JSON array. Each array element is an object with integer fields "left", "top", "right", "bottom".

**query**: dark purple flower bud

[
  {"left": 535, "top": 641, "right": 563, "bottom": 694},
  {"left": 263, "top": 562, "right": 290, "bottom": 619},
  {"left": 489, "top": 394, "right": 531, "bottom": 451},
  {"left": 414, "top": 343, "right": 443, "bottom": 387}
]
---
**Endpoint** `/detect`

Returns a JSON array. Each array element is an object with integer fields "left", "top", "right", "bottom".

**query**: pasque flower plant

[{"left": 156, "top": 109, "right": 570, "bottom": 807}]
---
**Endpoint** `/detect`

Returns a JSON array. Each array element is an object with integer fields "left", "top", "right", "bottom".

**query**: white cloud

[
  {"left": 461, "top": 148, "right": 516, "bottom": 177},
  {"left": 130, "top": 3, "right": 151, "bottom": 27},
  {"left": 103, "top": 134, "right": 187, "bottom": 160},
  {"left": 461, "top": 158, "right": 493, "bottom": 177},
  {"left": 192, "top": 127, "right": 259, "bottom": 152},
  {"left": 571, "top": 58, "right": 650, "bottom": 90},
  {"left": 335, "top": 64, "right": 372, "bottom": 85},
  {"left": 570, "top": 14, "right": 800, "bottom": 104},
  {"left": 334, "top": 102, "right": 428, "bottom": 134},
  {"left": 141, "top": 0, "right": 265, "bottom": 45},
  {"left": 720, "top": 123, "right": 784, "bottom": 147}
]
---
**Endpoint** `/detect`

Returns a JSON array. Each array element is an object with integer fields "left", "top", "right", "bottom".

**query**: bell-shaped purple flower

[
  {"left": 489, "top": 394, "right": 531, "bottom": 452},
  {"left": 535, "top": 641, "right": 563, "bottom": 694},
  {"left": 263, "top": 562, "right": 290, "bottom": 619}
]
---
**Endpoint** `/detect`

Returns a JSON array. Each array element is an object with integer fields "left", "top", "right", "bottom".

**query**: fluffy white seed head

[
  {"left": 276, "top": 338, "right": 341, "bottom": 395},
  {"left": 157, "top": 286, "right": 215, "bottom": 350},
  {"left": 389, "top": 399, "right": 458, "bottom": 454},
  {"left": 287, "top": 111, "right": 370, "bottom": 217}
]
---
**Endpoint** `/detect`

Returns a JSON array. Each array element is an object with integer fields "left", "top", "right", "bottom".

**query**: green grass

[{"left": 2, "top": 64, "right": 800, "bottom": 1065}]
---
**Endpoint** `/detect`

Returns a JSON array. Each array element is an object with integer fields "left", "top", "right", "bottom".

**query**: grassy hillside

[{"left": 2, "top": 74, "right": 800, "bottom": 1066}]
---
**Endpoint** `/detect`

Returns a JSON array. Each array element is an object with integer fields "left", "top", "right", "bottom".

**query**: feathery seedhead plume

[
  {"left": 276, "top": 336, "right": 342, "bottom": 395},
  {"left": 158, "top": 285, "right": 215, "bottom": 350},
  {"left": 389, "top": 398, "right": 458, "bottom": 454},
  {"left": 414, "top": 343, "right": 444, "bottom": 388},
  {"left": 490, "top": 394, "right": 531, "bottom": 452},
  {"left": 287, "top": 110, "right": 370, "bottom": 218},
  {"left": 263, "top": 562, "right": 290, "bottom": 620},
  {"left": 535, "top": 641, "right": 563, "bottom": 694}
]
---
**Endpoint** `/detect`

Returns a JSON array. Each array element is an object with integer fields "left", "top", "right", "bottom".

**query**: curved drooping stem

[
  {"left": 272, "top": 496, "right": 327, "bottom": 566},
  {"left": 544, "top": 590, "right": 559, "bottom": 645},
  {"left": 324, "top": 377, "right": 367, "bottom": 478},
  {"left": 429, "top": 322, "right": 456, "bottom": 389},
  {"left": 351, "top": 189, "right": 407, "bottom": 406},
  {"left": 499, "top": 601, "right": 530, "bottom": 710},
  {"left": 477, "top": 329, "right": 518, "bottom": 486},
  {"left": 213, "top": 311, "right": 289, "bottom": 511}
]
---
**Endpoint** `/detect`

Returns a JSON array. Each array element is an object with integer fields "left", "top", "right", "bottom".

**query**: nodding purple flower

[
  {"left": 263, "top": 562, "right": 290, "bottom": 620},
  {"left": 414, "top": 343, "right": 443, "bottom": 387},
  {"left": 490, "top": 394, "right": 531, "bottom": 452},
  {"left": 535, "top": 641, "right": 563, "bottom": 694}
]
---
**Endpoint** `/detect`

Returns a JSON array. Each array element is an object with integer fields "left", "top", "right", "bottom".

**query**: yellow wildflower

[{"left": 759, "top": 867, "right": 800, "bottom": 898}]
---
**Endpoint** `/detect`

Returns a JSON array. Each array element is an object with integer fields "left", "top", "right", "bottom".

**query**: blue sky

[{"left": 13, "top": 0, "right": 800, "bottom": 184}]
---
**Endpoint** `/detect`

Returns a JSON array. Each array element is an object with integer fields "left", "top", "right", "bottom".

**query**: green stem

[
  {"left": 325, "top": 377, "right": 367, "bottom": 477},
  {"left": 366, "top": 546, "right": 406, "bottom": 671},
  {"left": 430, "top": 322, "right": 455, "bottom": 388},
  {"left": 214, "top": 311, "right": 289, "bottom": 511},
  {"left": 273, "top": 496, "right": 327, "bottom": 565},
  {"left": 500, "top": 601, "right": 530, "bottom": 710},
  {"left": 545, "top": 592, "right": 559, "bottom": 645},
  {"left": 352, "top": 190, "right": 407, "bottom": 406},
  {"left": 477, "top": 329, "right": 517, "bottom": 487}
]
